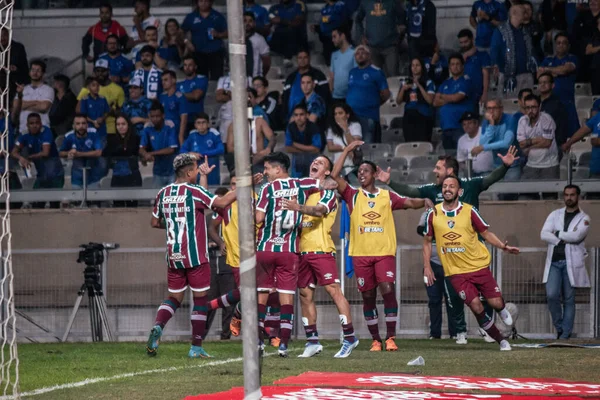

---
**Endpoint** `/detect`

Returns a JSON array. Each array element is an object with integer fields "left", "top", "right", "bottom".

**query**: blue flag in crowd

[{"left": 340, "top": 200, "right": 354, "bottom": 277}]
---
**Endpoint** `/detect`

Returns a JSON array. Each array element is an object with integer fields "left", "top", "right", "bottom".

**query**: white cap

[{"left": 94, "top": 59, "right": 109, "bottom": 69}]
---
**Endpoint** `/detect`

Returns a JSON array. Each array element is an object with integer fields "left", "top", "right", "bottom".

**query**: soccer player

[
  {"left": 281, "top": 155, "right": 358, "bottom": 358},
  {"left": 423, "top": 175, "right": 519, "bottom": 351},
  {"left": 377, "top": 148, "right": 518, "bottom": 343},
  {"left": 147, "top": 154, "right": 237, "bottom": 358},
  {"left": 331, "top": 141, "right": 434, "bottom": 352},
  {"left": 255, "top": 151, "right": 335, "bottom": 357}
]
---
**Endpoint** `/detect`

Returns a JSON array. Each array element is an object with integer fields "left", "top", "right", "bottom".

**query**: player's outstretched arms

[
  {"left": 402, "top": 197, "right": 435, "bottom": 210},
  {"left": 331, "top": 140, "right": 363, "bottom": 193},
  {"left": 213, "top": 190, "right": 237, "bottom": 209},
  {"left": 282, "top": 198, "right": 327, "bottom": 217},
  {"left": 422, "top": 235, "right": 436, "bottom": 287},
  {"left": 480, "top": 230, "right": 520, "bottom": 254},
  {"left": 482, "top": 145, "right": 519, "bottom": 189}
]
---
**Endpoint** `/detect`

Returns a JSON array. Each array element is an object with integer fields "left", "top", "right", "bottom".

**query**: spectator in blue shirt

[
  {"left": 458, "top": 29, "right": 491, "bottom": 105},
  {"left": 139, "top": 102, "right": 179, "bottom": 188},
  {"left": 160, "top": 70, "right": 189, "bottom": 145},
  {"left": 268, "top": 0, "right": 308, "bottom": 63},
  {"left": 130, "top": 45, "right": 163, "bottom": 100},
  {"left": 395, "top": 57, "right": 436, "bottom": 143},
  {"left": 178, "top": 55, "right": 209, "bottom": 130},
  {"left": 285, "top": 104, "right": 323, "bottom": 177},
  {"left": 424, "top": 39, "right": 449, "bottom": 87},
  {"left": 122, "top": 78, "right": 152, "bottom": 135},
  {"left": 12, "top": 113, "right": 64, "bottom": 208},
  {"left": 346, "top": 45, "right": 391, "bottom": 143},
  {"left": 490, "top": 4, "right": 535, "bottom": 95},
  {"left": 0, "top": 115, "right": 21, "bottom": 192},
  {"left": 538, "top": 32, "right": 580, "bottom": 138},
  {"left": 312, "top": 0, "right": 348, "bottom": 66},
  {"left": 244, "top": 0, "right": 270, "bottom": 37},
  {"left": 103, "top": 114, "right": 141, "bottom": 207},
  {"left": 469, "top": 0, "right": 507, "bottom": 50},
  {"left": 299, "top": 73, "right": 327, "bottom": 130},
  {"left": 330, "top": 25, "right": 356, "bottom": 100},
  {"left": 59, "top": 114, "right": 105, "bottom": 189},
  {"left": 182, "top": 0, "right": 228, "bottom": 80},
  {"left": 181, "top": 113, "right": 224, "bottom": 185},
  {"left": 99, "top": 34, "right": 134, "bottom": 88},
  {"left": 159, "top": 19, "right": 191, "bottom": 71},
  {"left": 132, "top": 26, "right": 169, "bottom": 70},
  {"left": 403, "top": 0, "right": 437, "bottom": 61},
  {"left": 433, "top": 53, "right": 475, "bottom": 153},
  {"left": 78, "top": 77, "right": 111, "bottom": 140}
]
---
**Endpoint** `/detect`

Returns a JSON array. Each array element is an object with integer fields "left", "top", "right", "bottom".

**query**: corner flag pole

[{"left": 225, "top": 1, "right": 261, "bottom": 399}]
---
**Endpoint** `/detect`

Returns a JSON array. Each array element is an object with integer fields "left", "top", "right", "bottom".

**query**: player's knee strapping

[
  {"left": 191, "top": 297, "right": 208, "bottom": 346},
  {"left": 382, "top": 292, "right": 398, "bottom": 339},
  {"left": 155, "top": 297, "right": 181, "bottom": 328}
]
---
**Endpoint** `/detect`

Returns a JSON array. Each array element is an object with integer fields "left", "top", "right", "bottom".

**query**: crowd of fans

[{"left": 2, "top": 0, "right": 600, "bottom": 208}]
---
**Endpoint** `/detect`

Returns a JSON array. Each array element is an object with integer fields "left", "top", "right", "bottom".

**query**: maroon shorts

[
  {"left": 353, "top": 256, "right": 396, "bottom": 292},
  {"left": 232, "top": 267, "right": 240, "bottom": 287},
  {"left": 297, "top": 253, "right": 340, "bottom": 289},
  {"left": 448, "top": 267, "right": 502, "bottom": 305},
  {"left": 256, "top": 251, "right": 299, "bottom": 295},
  {"left": 167, "top": 263, "right": 210, "bottom": 293}
]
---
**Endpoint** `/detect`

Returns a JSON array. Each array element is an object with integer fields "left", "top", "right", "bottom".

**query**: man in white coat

[{"left": 540, "top": 184, "right": 591, "bottom": 339}]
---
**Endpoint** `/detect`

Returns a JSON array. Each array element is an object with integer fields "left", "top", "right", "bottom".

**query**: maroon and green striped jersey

[
  {"left": 256, "top": 178, "right": 320, "bottom": 253},
  {"left": 152, "top": 183, "right": 217, "bottom": 269}
]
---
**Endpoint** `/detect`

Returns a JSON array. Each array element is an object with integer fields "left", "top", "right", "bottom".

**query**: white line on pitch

[{"left": 1, "top": 349, "right": 291, "bottom": 399}]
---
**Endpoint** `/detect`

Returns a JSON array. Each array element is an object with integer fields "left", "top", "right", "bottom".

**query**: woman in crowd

[
  {"left": 160, "top": 18, "right": 193, "bottom": 69},
  {"left": 396, "top": 57, "right": 436, "bottom": 143},
  {"left": 103, "top": 114, "right": 142, "bottom": 207},
  {"left": 326, "top": 102, "right": 362, "bottom": 177}
]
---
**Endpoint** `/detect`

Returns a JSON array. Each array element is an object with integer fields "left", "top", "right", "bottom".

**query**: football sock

[
  {"left": 363, "top": 297, "right": 381, "bottom": 341},
  {"left": 382, "top": 292, "right": 398, "bottom": 339},
  {"left": 191, "top": 297, "right": 208, "bottom": 346},
  {"left": 257, "top": 303, "right": 267, "bottom": 342},
  {"left": 279, "top": 304, "right": 294, "bottom": 346},
  {"left": 154, "top": 297, "right": 180, "bottom": 329},
  {"left": 265, "top": 292, "right": 280, "bottom": 337},
  {"left": 209, "top": 288, "right": 240, "bottom": 310},
  {"left": 303, "top": 322, "right": 319, "bottom": 344},
  {"left": 474, "top": 308, "right": 504, "bottom": 343},
  {"left": 342, "top": 323, "right": 356, "bottom": 343}
]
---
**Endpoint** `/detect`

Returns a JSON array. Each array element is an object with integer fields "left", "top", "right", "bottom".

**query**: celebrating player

[
  {"left": 377, "top": 147, "right": 518, "bottom": 343},
  {"left": 147, "top": 154, "right": 237, "bottom": 358},
  {"left": 331, "top": 141, "right": 434, "bottom": 352},
  {"left": 281, "top": 155, "right": 358, "bottom": 358},
  {"left": 255, "top": 152, "right": 335, "bottom": 357},
  {"left": 423, "top": 175, "right": 519, "bottom": 351}
]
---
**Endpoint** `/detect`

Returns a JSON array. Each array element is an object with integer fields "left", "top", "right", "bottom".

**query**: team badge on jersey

[
  {"left": 448, "top": 220, "right": 455, "bottom": 229},
  {"left": 358, "top": 277, "right": 365, "bottom": 287},
  {"left": 368, "top": 201, "right": 375, "bottom": 208}
]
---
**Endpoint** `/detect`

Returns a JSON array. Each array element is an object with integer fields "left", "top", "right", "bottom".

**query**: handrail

[{"left": 44, "top": 54, "right": 87, "bottom": 83}]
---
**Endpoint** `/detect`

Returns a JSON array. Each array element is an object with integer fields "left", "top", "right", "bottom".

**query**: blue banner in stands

[{"left": 340, "top": 200, "right": 353, "bottom": 278}]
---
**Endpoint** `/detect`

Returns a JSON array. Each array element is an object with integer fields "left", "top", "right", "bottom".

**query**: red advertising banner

[
  {"left": 189, "top": 386, "right": 589, "bottom": 400},
  {"left": 275, "top": 372, "right": 600, "bottom": 396}
]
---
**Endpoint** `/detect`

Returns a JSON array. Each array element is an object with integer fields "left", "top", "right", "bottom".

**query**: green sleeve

[
  {"left": 388, "top": 180, "right": 422, "bottom": 198},
  {"left": 481, "top": 164, "right": 509, "bottom": 190}
]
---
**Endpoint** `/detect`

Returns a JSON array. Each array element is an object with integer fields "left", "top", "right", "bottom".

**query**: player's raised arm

[
  {"left": 331, "top": 140, "right": 363, "bottom": 194},
  {"left": 212, "top": 190, "right": 237, "bottom": 209},
  {"left": 401, "top": 197, "right": 435, "bottom": 210},
  {"left": 282, "top": 198, "right": 327, "bottom": 218},
  {"left": 481, "top": 145, "right": 519, "bottom": 190},
  {"left": 198, "top": 155, "right": 214, "bottom": 188}
]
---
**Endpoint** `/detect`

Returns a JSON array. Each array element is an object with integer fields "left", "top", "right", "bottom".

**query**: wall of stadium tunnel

[{"left": 10, "top": 201, "right": 600, "bottom": 343}]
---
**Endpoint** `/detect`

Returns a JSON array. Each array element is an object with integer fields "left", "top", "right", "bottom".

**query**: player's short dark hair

[
  {"left": 297, "top": 48, "right": 310, "bottom": 57},
  {"left": 264, "top": 152, "right": 290, "bottom": 172},
  {"left": 30, "top": 59, "right": 47, "bottom": 73},
  {"left": 136, "top": 0, "right": 150, "bottom": 9},
  {"left": 162, "top": 70, "right": 177, "bottom": 80},
  {"left": 149, "top": 101, "right": 164, "bottom": 114},
  {"left": 443, "top": 174, "right": 462, "bottom": 187},
  {"left": 448, "top": 53, "right": 464, "bottom": 65},
  {"left": 215, "top": 187, "right": 229, "bottom": 196},
  {"left": 105, "top": 33, "right": 119, "bottom": 44},
  {"left": 253, "top": 76, "right": 268, "bottom": 87},
  {"left": 194, "top": 112, "right": 210, "bottom": 122},
  {"left": 85, "top": 76, "right": 100, "bottom": 86},
  {"left": 100, "top": 2, "right": 112, "bottom": 12},
  {"left": 318, "top": 155, "right": 334, "bottom": 172},
  {"left": 144, "top": 26, "right": 158, "bottom": 33},
  {"left": 300, "top": 72, "right": 314, "bottom": 82},
  {"left": 183, "top": 54, "right": 197, "bottom": 64},
  {"left": 518, "top": 88, "right": 533, "bottom": 100},
  {"left": 359, "top": 160, "right": 377, "bottom": 173},
  {"left": 243, "top": 11, "right": 255, "bottom": 20},
  {"left": 524, "top": 94, "right": 540, "bottom": 105},
  {"left": 438, "top": 155, "right": 459, "bottom": 176},
  {"left": 538, "top": 72, "right": 554, "bottom": 84},
  {"left": 332, "top": 24, "right": 350, "bottom": 39},
  {"left": 555, "top": 31, "right": 569, "bottom": 43},
  {"left": 27, "top": 112, "right": 41, "bottom": 122},
  {"left": 54, "top": 74, "right": 70, "bottom": 89},
  {"left": 457, "top": 29, "right": 473, "bottom": 39},
  {"left": 564, "top": 184, "right": 581, "bottom": 195},
  {"left": 140, "top": 45, "right": 156, "bottom": 56},
  {"left": 73, "top": 112, "right": 87, "bottom": 121},
  {"left": 292, "top": 104, "right": 308, "bottom": 114}
]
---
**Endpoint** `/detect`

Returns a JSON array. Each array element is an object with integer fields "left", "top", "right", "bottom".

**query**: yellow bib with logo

[
  {"left": 299, "top": 192, "right": 337, "bottom": 253},
  {"left": 222, "top": 200, "right": 240, "bottom": 267},
  {"left": 349, "top": 188, "right": 396, "bottom": 257},
  {"left": 431, "top": 203, "right": 491, "bottom": 277}
]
